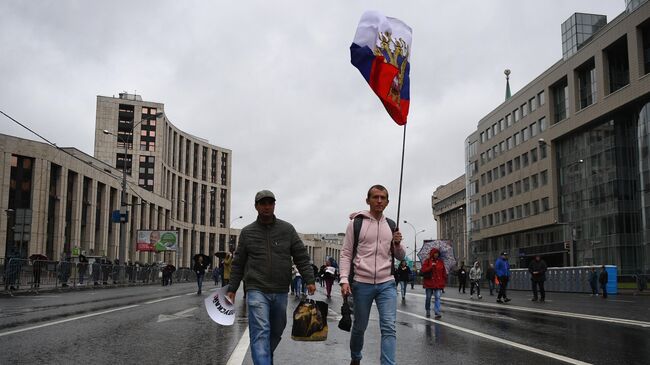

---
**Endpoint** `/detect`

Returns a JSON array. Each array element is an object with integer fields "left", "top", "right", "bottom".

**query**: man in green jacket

[{"left": 227, "top": 190, "right": 315, "bottom": 365}]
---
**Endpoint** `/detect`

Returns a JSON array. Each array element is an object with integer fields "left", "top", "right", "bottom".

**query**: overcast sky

[{"left": 0, "top": 1, "right": 625, "bottom": 254}]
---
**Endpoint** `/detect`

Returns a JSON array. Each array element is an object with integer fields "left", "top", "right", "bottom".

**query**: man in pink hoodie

[{"left": 339, "top": 185, "right": 405, "bottom": 365}]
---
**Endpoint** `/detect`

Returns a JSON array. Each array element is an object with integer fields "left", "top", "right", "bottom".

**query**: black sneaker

[
  {"left": 540, "top": 298, "right": 545, "bottom": 302},
  {"left": 496, "top": 299, "right": 504, "bottom": 304},
  {"left": 531, "top": 298, "right": 538, "bottom": 302},
  {"left": 504, "top": 298, "right": 512, "bottom": 303},
  {"left": 434, "top": 314, "right": 442, "bottom": 319},
  {"left": 426, "top": 311, "right": 431, "bottom": 317}
]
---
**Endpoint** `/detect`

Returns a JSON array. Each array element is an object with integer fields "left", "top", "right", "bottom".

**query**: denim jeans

[
  {"left": 196, "top": 273, "right": 204, "bottom": 292},
  {"left": 425, "top": 288, "right": 442, "bottom": 315},
  {"left": 399, "top": 281, "right": 407, "bottom": 298},
  {"left": 247, "top": 290, "right": 288, "bottom": 365},
  {"left": 488, "top": 279, "right": 495, "bottom": 295},
  {"left": 350, "top": 281, "right": 397, "bottom": 365},
  {"left": 292, "top": 276, "right": 302, "bottom": 295}
]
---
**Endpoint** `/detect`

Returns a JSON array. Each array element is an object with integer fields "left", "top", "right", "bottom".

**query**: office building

[{"left": 465, "top": 2, "right": 650, "bottom": 276}]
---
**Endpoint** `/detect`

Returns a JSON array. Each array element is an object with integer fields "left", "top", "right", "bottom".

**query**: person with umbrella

[
  {"left": 420, "top": 247, "right": 447, "bottom": 319},
  {"left": 29, "top": 253, "right": 47, "bottom": 289},
  {"left": 193, "top": 254, "right": 209, "bottom": 295},
  {"left": 78, "top": 254, "right": 89, "bottom": 285}
]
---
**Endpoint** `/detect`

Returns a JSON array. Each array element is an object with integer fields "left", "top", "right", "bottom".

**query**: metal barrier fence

[{"left": 1, "top": 258, "right": 198, "bottom": 294}]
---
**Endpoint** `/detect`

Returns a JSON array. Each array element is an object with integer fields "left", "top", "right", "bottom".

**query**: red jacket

[{"left": 421, "top": 248, "right": 447, "bottom": 289}]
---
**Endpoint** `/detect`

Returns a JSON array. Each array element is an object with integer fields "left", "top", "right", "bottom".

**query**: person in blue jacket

[{"left": 495, "top": 252, "right": 511, "bottom": 304}]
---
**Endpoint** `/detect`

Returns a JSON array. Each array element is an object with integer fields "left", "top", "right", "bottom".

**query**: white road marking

[
  {"left": 226, "top": 327, "right": 250, "bottom": 365},
  {"left": 157, "top": 307, "right": 197, "bottom": 323},
  {"left": 397, "top": 309, "right": 591, "bottom": 365},
  {"left": 145, "top": 295, "right": 182, "bottom": 304},
  {"left": 0, "top": 305, "right": 139, "bottom": 338},
  {"left": 444, "top": 306, "right": 518, "bottom": 321},
  {"left": 433, "top": 295, "right": 650, "bottom": 328}
]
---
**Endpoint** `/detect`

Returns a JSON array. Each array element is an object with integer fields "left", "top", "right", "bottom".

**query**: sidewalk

[{"left": 437, "top": 285, "right": 650, "bottom": 323}]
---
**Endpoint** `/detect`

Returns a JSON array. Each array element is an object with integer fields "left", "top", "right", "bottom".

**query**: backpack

[{"left": 348, "top": 215, "right": 397, "bottom": 284}]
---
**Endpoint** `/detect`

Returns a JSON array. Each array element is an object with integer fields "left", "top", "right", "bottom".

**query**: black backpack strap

[
  {"left": 385, "top": 218, "right": 397, "bottom": 276},
  {"left": 350, "top": 216, "right": 364, "bottom": 284}
]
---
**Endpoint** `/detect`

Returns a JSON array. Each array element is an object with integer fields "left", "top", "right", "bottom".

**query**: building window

[
  {"left": 221, "top": 153, "right": 228, "bottom": 185},
  {"left": 507, "top": 184, "right": 514, "bottom": 197},
  {"left": 522, "top": 127, "right": 530, "bottom": 142},
  {"left": 480, "top": 132, "right": 485, "bottom": 143},
  {"left": 532, "top": 174, "right": 539, "bottom": 189},
  {"left": 506, "top": 137, "right": 513, "bottom": 150},
  {"left": 531, "top": 148, "right": 538, "bottom": 163},
  {"left": 116, "top": 153, "right": 132, "bottom": 175},
  {"left": 530, "top": 122, "right": 538, "bottom": 137},
  {"left": 605, "top": 36, "right": 629, "bottom": 93},
  {"left": 514, "top": 156, "right": 521, "bottom": 170},
  {"left": 506, "top": 114, "right": 513, "bottom": 127},
  {"left": 514, "top": 132, "right": 521, "bottom": 146},
  {"left": 521, "top": 103, "right": 528, "bottom": 117},
  {"left": 529, "top": 97, "right": 537, "bottom": 112},
  {"left": 642, "top": 23, "right": 650, "bottom": 75},
  {"left": 523, "top": 177, "right": 530, "bottom": 192},
  {"left": 539, "top": 117, "right": 548, "bottom": 132},
  {"left": 507, "top": 160, "right": 513, "bottom": 174},
  {"left": 532, "top": 200, "right": 540, "bottom": 215},
  {"left": 138, "top": 156, "right": 155, "bottom": 191},
  {"left": 540, "top": 143, "right": 548, "bottom": 159},
  {"left": 514, "top": 108, "right": 520, "bottom": 123},
  {"left": 541, "top": 197, "right": 550, "bottom": 212},
  {"left": 552, "top": 78, "right": 569, "bottom": 123},
  {"left": 499, "top": 118, "right": 505, "bottom": 131},
  {"left": 577, "top": 58, "right": 597, "bottom": 109},
  {"left": 522, "top": 152, "right": 529, "bottom": 167},
  {"left": 541, "top": 170, "right": 548, "bottom": 186}
]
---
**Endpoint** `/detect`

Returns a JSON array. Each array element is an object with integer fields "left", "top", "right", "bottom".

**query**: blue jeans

[
  {"left": 247, "top": 290, "right": 288, "bottom": 365},
  {"left": 196, "top": 273, "right": 204, "bottom": 292},
  {"left": 399, "top": 280, "right": 407, "bottom": 298},
  {"left": 425, "top": 288, "right": 442, "bottom": 315},
  {"left": 350, "top": 281, "right": 397, "bottom": 365},
  {"left": 292, "top": 276, "right": 302, "bottom": 295}
]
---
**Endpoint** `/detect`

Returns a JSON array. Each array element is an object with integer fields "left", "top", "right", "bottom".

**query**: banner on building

[{"left": 137, "top": 230, "right": 179, "bottom": 252}]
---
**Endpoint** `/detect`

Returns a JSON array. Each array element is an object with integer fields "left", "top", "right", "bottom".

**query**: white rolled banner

[{"left": 205, "top": 285, "right": 236, "bottom": 326}]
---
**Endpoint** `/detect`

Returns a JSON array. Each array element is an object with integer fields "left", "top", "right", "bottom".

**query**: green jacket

[{"left": 228, "top": 216, "right": 314, "bottom": 294}]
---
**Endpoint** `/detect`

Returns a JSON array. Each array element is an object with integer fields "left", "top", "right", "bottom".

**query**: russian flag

[{"left": 351, "top": 11, "right": 411, "bottom": 126}]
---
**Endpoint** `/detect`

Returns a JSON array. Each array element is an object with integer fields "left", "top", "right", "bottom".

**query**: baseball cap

[{"left": 255, "top": 190, "right": 276, "bottom": 203}]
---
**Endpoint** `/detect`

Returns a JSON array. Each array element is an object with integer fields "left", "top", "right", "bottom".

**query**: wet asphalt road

[{"left": 0, "top": 282, "right": 648, "bottom": 365}]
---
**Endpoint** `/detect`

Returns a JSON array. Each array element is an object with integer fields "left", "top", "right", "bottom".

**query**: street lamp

[
  {"left": 403, "top": 220, "right": 425, "bottom": 268},
  {"left": 103, "top": 111, "right": 163, "bottom": 282},
  {"left": 229, "top": 215, "right": 243, "bottom": 252}
]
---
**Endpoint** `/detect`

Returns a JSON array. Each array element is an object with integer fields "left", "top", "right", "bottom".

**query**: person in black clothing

[
  {"left": 599, "top": 265, "right": 608, "bottom": 299},
  {"left": 457, "top": 264, "right": 468, "bottom": 294},
  {"left": 528, "top": 255, "right": 547, "bottom": 302},
  {"left": 397, "top": 260, "right": 411, "bottom": 300},
  {"left": 486, "top": 264, "right": 496, "bottom": 295},
  {"left": 194, "top": 255, "right": 209, "bottom": 295}
]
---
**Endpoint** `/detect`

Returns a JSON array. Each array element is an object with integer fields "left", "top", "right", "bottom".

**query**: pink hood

[{"left": 339, "top": 210, "right": 406, "bottom": 285}]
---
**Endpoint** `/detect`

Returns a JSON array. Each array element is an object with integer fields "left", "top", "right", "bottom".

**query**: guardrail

[{"left": 1, "top": 258, "right": 198, "bottom": 294}]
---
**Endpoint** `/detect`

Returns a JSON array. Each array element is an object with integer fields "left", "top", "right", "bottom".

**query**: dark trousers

[
  {"left": 601, "top": 283, "right": 608, "bottom": 298},
  {"left": 532, "top": 280, "right": 545, "bottom": 299},
  {"left": 459, "top": 280, "right": 467, "bottom": 293},
  {"left": 488, "top": 279, "right": 495, "bottom": 295},
  {"left": 497, "top": 276, "right": 509, "bottom": 300}
]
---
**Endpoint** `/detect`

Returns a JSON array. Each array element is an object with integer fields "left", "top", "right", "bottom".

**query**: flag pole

[{"left": 395, "top": 123, "right": 407, "bottom": 230}]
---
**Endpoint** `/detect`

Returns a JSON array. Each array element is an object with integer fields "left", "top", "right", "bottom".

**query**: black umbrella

[
  {"left": 214, "top": 251, "right": 228, "bottom": 259},
  {"left": 29, "top": 254, "right": 48, "bottom": 261},
  {"left": 338, "top": 296, "right": 352, "bottom": 332}
]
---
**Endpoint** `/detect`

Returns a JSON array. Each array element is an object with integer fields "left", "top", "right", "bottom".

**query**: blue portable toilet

[{"left": 605, "top": 265, "right": 617, "bottom": 294}]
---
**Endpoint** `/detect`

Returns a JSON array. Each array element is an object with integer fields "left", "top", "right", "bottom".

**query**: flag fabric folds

[{"left": 350, "top": 10, "right": 412, "bottom": 126}]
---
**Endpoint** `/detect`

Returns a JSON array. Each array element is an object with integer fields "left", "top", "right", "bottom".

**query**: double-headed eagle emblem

[{"left": 373, "top": 31, "right": 409, "bottom": 105}]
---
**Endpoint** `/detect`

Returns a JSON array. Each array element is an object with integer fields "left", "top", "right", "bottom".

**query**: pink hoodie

[{"left": 339, "top": 210, "right": 406, "bottom": 285}]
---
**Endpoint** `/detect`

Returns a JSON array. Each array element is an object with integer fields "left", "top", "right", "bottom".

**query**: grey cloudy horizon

[{"left": 0, "top": 1, "right": 624, "bottom": 255}]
